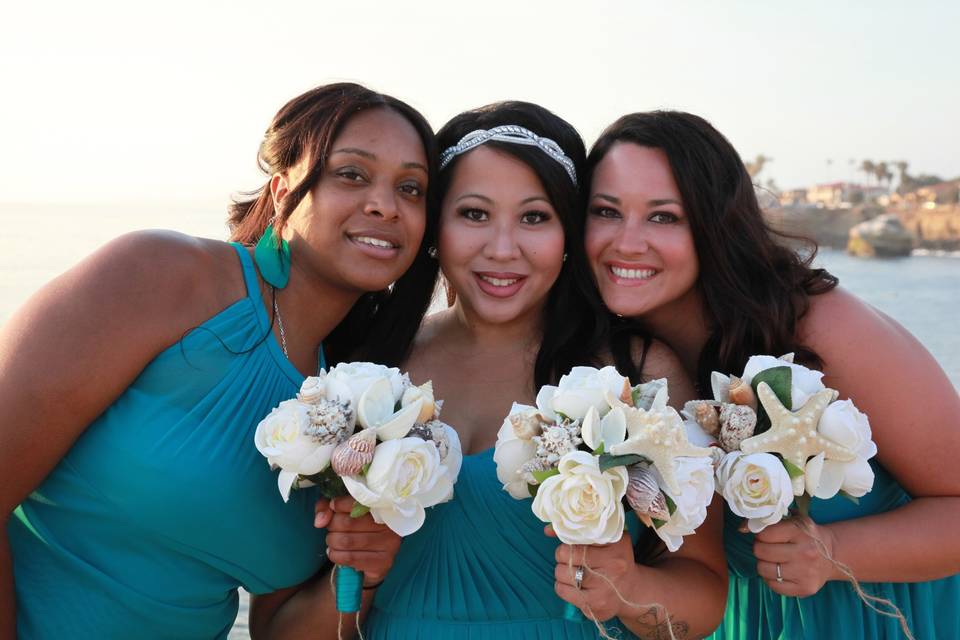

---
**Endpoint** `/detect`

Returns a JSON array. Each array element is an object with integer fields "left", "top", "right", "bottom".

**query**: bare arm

[{"left": 0, "top": 231, "right": 237, "bottom": 639}]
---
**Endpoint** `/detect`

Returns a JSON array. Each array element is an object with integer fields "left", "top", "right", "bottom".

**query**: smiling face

[
  {"left": 438, "top": 145, "right": 566, "bottom": 326},
  {"left": 281, "top": 107, "right": 429, "bottom": 293},
  {"left": 585, "top": 143, "right": 700, "bottom": 322}
]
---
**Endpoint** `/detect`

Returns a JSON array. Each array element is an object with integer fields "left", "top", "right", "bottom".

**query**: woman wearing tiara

[
  {"left": 1, "top": 83, "right": 440, "bottom": 639},
  {"left": 318, "top": 101, "right": 727, "bottom": 639}
]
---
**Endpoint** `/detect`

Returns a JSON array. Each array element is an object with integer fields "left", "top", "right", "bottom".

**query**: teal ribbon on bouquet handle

[
  {"left": 335, "top": 565, "right": 363, "bottom": 613},
  {"left": 564, "top": 601, "right": 585, "bottom": 622}
]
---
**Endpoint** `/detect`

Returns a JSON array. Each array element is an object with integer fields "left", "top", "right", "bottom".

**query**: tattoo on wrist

[{"left": 634, "top": 607, "right": 690, "bottom": 640}]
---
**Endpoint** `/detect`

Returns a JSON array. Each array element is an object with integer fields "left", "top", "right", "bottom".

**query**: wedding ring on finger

[
  {"left": 574, "top": 566, "right": 585, "bottom": 590},
  {"left": 776, "top": 563, "right": 784, "bottom": 583}
]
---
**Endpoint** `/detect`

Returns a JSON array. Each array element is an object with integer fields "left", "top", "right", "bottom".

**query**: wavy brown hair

[
  {"left": 586, "top": 111, "right": 838, "bottom": 394},
  {"left": 228, "top": 82, "right": 439, "bottom": 366}
]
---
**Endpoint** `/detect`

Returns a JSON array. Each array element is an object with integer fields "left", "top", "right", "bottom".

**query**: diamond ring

[{"left": 574, "top": 566, "right": 585, "bottom": 590}]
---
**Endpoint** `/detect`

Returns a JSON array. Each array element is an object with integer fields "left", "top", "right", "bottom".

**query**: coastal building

[{"left": 807, "top": 182, "right": 887, "bottom": 207}]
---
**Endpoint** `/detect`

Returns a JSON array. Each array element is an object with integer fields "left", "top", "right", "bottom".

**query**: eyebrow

[
  {"left": 454, "top": 194, "right": 552, "bottom": 206},
  {"left": 592, "top": 193, "right": 680, "bottom": 207},
  {"left": 330, "top": 147, "right": 428, "bottom": 173}
]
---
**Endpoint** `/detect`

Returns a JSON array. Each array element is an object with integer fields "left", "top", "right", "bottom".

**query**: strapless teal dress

[
  {"left": 364, "top": 447, "right": 643, "bottom": 639},
  {"left": 710, "top": 461, "right": 960, "bottom": 639},
  {"left": 8, "top": 243, "right": 326, "bottom": 639}
]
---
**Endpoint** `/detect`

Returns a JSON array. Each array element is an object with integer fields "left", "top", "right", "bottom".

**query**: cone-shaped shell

[
  {"left": 728, "top": 376, "right": 757, "bottom": 410},
  {"left": 719, "top": 404, "right": 758, "bottom": 452},
  {"left": 402, "top": 380, "right": 436, "bottom": 423},
  {"left": 693, "top": 402, "right": 720, "bottom": 436},
  {"left": 331, "top": 428, "right": 376, "bottom": 476},
  {"left": 298, "top": 375, "right": 326, "bottom": 404},
  {"left": 625, "top": 465, "right": 670, "bottom": 522}
]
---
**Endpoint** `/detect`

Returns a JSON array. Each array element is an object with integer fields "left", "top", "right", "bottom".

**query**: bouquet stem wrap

[{"left": 335, "top": 565, "right": 364, "bottom": 613}]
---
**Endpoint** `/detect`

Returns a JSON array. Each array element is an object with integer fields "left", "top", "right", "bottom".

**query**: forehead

[
  {"left": 331, "top": 107, "right": 426, "bottom": 162},
  {"left": 593, "top": 142, "right": 679, "bottom": 197},
  {"left": 446, "top": 146, "right": 547, "bottom": 196}
]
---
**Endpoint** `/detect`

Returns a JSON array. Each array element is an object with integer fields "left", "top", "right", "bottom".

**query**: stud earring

[
  {"left": 427, "top": 246, "right": 438, "bottom": 259},
  {"left": 562, "top": 252, "right": 568, "bottom": 263}
]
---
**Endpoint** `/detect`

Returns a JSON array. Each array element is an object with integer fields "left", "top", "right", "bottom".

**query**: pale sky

[{"left": 2, "top": 0, "right": 957, "bottom": 205}]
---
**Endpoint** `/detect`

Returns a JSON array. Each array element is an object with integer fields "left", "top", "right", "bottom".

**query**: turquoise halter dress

[
  {"left": 9, "top": 244, "right": 326, "bottom": 639},
  {"left": 363, "top": 447, "right": 643, "bottom": 639},
  {"left": 709, "top": 460, "right": 960, "bottom": 639}
]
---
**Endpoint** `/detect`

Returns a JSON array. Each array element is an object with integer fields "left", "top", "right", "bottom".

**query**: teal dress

[
  {"left": 364, "top": 447, "right": 642, "bottom": 639},
  {"left": 711, "top": 460, "right": 960, "bottom": 639},
  {"left": 9, "top": 244, "right": 326, "bottom": 639}
]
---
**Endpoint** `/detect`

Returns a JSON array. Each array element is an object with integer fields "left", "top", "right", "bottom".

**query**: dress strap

[{"left": 229, "top": 242, "right": 262, "bottom": 302}]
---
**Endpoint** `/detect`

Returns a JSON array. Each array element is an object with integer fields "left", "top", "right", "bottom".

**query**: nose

[
  {"left": 612, "top": 215, "right": 650, "bottom": 255},
  {"left": 363, "top": 182, "right": 400, "bottom": 221},
  {"left": 482, "top": 221, "right": 520, "bottom": 261}
]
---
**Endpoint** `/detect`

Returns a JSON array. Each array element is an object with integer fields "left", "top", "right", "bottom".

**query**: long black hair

[
  {"left": 435, "top": 101, "right": 606, "bottom": 389},
  {"left": 228, "top": 82, "right": 440, "bottom": 366},
  {"left": 587, "top": 111, "right": 838, "bottom": 393}
]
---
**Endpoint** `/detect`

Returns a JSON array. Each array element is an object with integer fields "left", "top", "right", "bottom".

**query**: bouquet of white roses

[
  {"left": 493, "top": 366, "right": 715, "bottom": 621},
  {"left": 254, "top": 362, "right": 462, "bottom": 612},
  {"left": 686, "top": 354, "right": 877, "bottom": 533}
]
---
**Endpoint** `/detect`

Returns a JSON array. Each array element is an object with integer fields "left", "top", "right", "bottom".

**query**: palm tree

[
  {"left": 860, "top": 160, "right": 876, "bottom": 185},
  {"left": 746, "top": 154, "right": 772, "bottom": 179}
]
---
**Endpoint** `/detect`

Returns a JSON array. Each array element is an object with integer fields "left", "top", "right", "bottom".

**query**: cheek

[
  {"left": 528, "top": 228, "right": 566, "bottom": 272},
  {"left": 583, "top": 223, "right": 610, "bottom": 272}
]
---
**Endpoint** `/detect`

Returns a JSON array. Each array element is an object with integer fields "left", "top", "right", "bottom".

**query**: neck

[
  {"left": 639, "top": 291, "right": 712, "bottom": 381},
  {"left": 439, "top": 300, "right": 544, "bottom": 361}
]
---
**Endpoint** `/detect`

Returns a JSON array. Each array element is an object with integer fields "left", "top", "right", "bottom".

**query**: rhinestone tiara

[{"left": 438, "top": 124, "right": 577, "bottom": 185}]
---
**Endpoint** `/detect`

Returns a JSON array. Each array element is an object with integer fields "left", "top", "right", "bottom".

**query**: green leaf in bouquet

[
  {"left": 531, "top": 468, "right": 560, "bottom": 484},
  {"left": 350, "top": 503, "right": 371, "bottom": 518},
  {"left": 781, "top": 457, "right": 806, "bottom": 480},
  {"left": 664, "top": 493, "right": 677, "bottom": 516},
  {"left": 651, "top": 518, "right": 668, "bottom": 528},
  {"left": 838, "top": 491, "right": 860, "bottom": 505},
  {"left": 304, "top": 466, "right": 348, "bottom": 500},
  {"left": 751, "top": 366, "right": 792, "bottom": 434},
  {"left": 593, "top": 441, "right": 605, "bottom": 456},
  {"left": 527, "top": 483, "right": 540, "bottom": 498},
  {"left": 361, "top": 463, "right": 371, "bottom": 475},
  {"left": 598, "top": 453, "right": 650, "bottom": 472},
  {"left": 555, "top": 411, "right": 572, "bottom": 423}
]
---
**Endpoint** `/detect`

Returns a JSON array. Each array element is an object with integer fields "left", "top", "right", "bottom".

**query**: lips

[
  {"left": 347, "top": 231, "right": 402, "bottom": 258},
  {"left": 474, "top": 271, "right": 527, "bottom": 298},
  {"left": 606, "top": 262, "right": 658, "bottom": 285}
]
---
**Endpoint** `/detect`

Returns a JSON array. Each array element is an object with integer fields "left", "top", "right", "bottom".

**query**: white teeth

[
  {"left": 354, "top": 236, "right": 396, "bottom": 249},
  {"left": 479, "top": 275, "right": 520, "bottom": 287},
  {"left": 611, "top": 266, "right": 656, "bottom": 280}
]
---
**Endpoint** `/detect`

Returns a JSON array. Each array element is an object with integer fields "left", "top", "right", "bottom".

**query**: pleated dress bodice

[
  {"left": 710, "top": 460, "right": 960, "bottom": 639},
  {"left": 365, "top": 447, "right": 641, "bottom": 639},
  {"left": 9, "top": 244, "right": 326, "bottom": 639}
]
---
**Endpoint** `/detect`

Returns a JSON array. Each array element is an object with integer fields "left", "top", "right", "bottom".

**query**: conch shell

[
  {"left": 625, "top": 465, "right": 671, "bottom": 527},
  {"left": 331, "top": 428, "right": 376, "bottom": 476},
  {"left": 718, "top": 404, "right": 757, "bottom": 452},
  {"left": 509, "top": 410, "right": 545, "bottom": 440},
  {"left": 727, "top": 376, "right": 757, "bottom": 410},
  {"left": 402, "top": 380, "right": 436, "bottom": 423}
]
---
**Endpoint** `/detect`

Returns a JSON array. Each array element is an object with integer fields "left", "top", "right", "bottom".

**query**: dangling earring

[
  {"left": 427, "top": 246, "right": 438, "bottom": 259},
  {"left": 254, "top": 222, "right": 291, "bottom": 289}
]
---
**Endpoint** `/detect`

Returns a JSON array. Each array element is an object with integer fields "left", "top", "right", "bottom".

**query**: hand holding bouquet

[{"left": 254, "top": 362, "right": 462, "bottom": 612}]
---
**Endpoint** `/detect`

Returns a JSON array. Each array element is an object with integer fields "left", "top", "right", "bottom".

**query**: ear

[{"left": 269, "top": 172, "right": 289, "bottom": 212}]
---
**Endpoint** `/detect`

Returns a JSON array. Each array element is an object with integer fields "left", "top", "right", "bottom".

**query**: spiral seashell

[
  {"left": 620, "top": 378, "right": 633, "bottom": 404},
  {"left": 693, "top": 402, "right": 721, "bottom": 436},
  {"left": 297, "top": 376, "right": 326, "bottom": 404},
  {"left": 728, "top": 376, "right": 757, "bottom": 410},
  {"left": 625, "top": 465, "right": 671, "bottom": 525},
  {"left": 331, "top": 428, "right": 376, "bottom": 476},
  {"left": 509, "top": 411, "right": 545, "bottom": 441},
  {"left": 718, "top": 404, "right": 758, "bottom": 452},
  {"left": 402, "top": 380, "right": 436, "bottom": 423}
]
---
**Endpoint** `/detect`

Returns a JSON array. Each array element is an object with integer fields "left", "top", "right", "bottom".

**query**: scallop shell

[
  {"left": 331, "top": 428, "right": 376, "bottom": 476},
  {"left": 625, "top": 465, "right": 671, "bottom": 525},
  {"left": 509, "top": 411, "right": 544, "bottom": 440},
  {"left": 728, "top": 376, "right": 757, "bottom": 410},
  {"left": 718, "top": 404, "right": 758, "bottom": 452},
  {"left": 693, "top": 402, "right": 721, "bottom": 436}
]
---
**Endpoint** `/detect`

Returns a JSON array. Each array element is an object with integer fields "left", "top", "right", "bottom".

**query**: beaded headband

[{"left": 439, "top": 124, "right": 578, "bottom": 185}]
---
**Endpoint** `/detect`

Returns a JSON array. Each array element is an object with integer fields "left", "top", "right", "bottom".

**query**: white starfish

[
  {"left": 739, "top": 383, "right": 856, "bottom": 495},
  {"left": 607, "top": 405, "right": 713, "bottom": 494}
]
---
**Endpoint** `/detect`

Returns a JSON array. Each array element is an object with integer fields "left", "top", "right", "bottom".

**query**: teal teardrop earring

[{"left": 254, "top": 223, "right": 290, "bottom": 289}]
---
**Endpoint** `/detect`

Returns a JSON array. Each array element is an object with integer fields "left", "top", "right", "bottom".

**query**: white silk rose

[
  {"left": 531, "top": 450, "right": 628, "bottom": 545},
  {"left": 341, "top": 434, "right": 459, "bottom": 536},
  {"left": 536, "top": 366, "right": 628, "bottom": 422},
  {"left": 650, "top": 456, "right": 715, "bottom": 552},
  {"left": 325, "top": 361, "right": 407, "bottom": 406},
  {"left": 493, "top": 403, "right": 540, "bottom": 499},
  {"left": 803, "top": 399, "right": 876, "bottom": 498},
  {"left": 254, "top": 399, "right": 336, "bottom": 501},
  {"left": 716, "top": 451, "right": 794, "bottom": 533},
  {"left": 741, "top": 355, "right": 826, "bottom": 410}
]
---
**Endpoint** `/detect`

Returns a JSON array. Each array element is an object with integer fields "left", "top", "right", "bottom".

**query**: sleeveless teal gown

[
  {"left": 8, "top": 244, "right": 327, "bottom": 639},
  {"left": 364, "top": 447, "right": 643, "bottom": 639},
  {"left": 710, "top": 460, "right": 960, "bottom": 639}
]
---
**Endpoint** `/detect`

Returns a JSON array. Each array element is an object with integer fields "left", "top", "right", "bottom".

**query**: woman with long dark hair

[
  {"left": 583, "top": 110, "right": 960, "bottom": 639},
  {"left": 1, "top": 82, "right": 439, "bottom": 639},
  {"left": 319, "top": 101, "right": 727, "bottom": 639}
]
